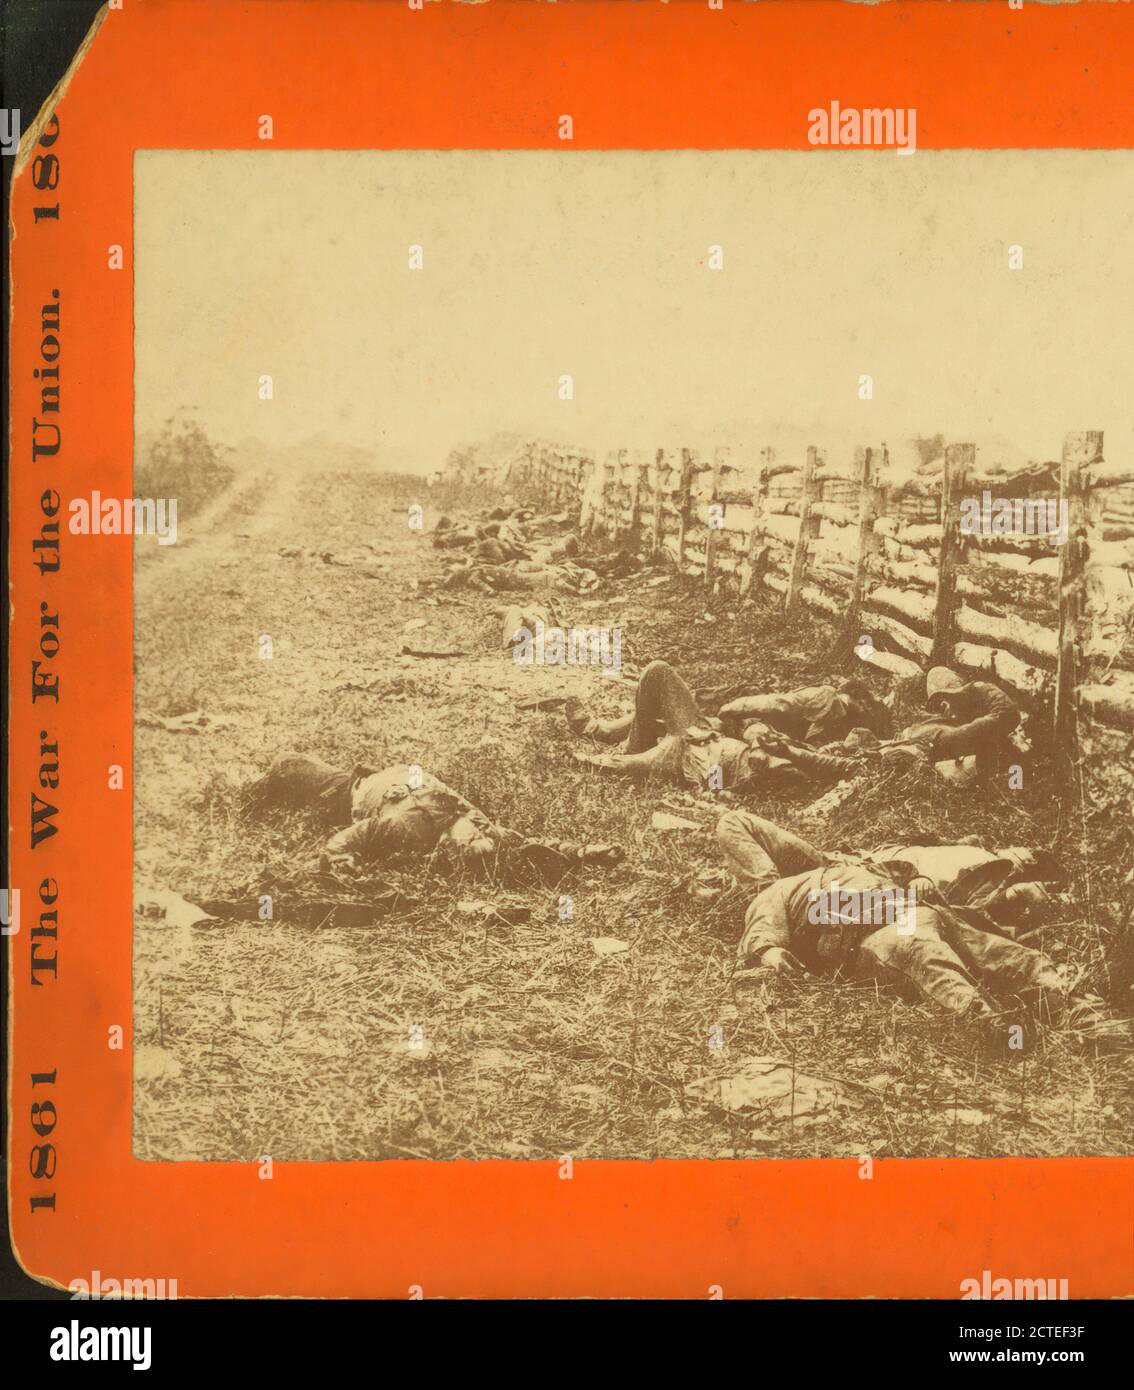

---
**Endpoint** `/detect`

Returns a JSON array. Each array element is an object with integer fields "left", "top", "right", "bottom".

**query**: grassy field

[{"left": 133, "top": 458, "right": 1134, "bottom": 1163}]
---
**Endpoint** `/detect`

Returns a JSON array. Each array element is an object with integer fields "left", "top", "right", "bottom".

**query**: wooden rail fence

[{"left": 483, "top": 433, "right": 1134, "bottom": 773}]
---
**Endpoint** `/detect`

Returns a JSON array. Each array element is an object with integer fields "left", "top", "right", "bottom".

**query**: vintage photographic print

[
  {"left": 129, "top": 148, "right": 1134, "bottom": 1165},
  {"left": 9, "top": 0, "right": 1134, "bottom": 1319}
]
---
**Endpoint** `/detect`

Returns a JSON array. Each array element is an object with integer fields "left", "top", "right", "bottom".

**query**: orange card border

[{"left": 8, "top": 0, "right": 1133, "bottom": 1299}]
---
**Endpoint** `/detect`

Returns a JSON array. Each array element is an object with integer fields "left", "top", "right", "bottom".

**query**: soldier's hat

[{"left": 925, "top": 666, "right": 964, "bottom": 706}]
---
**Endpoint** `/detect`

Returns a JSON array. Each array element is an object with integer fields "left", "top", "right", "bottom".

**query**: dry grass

[{"left": 133, "top": 462, "right": 1134, "bottom": 1162}]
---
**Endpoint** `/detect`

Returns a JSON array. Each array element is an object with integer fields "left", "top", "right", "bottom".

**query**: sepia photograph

[
  {"left": 129, "top": 148, "right": 1134, "bottom": 1164},
  {"left": 9, "top": 0, "right": 1134, "bottom": 1337}
]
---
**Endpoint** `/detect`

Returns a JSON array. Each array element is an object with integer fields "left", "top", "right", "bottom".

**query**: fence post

[
  {"left": 785, "top": 446, "right": 821, "bottom": 617},
  {"left": 844, "top": 444, "right": 883, "bottom": 640},
  {"left": 602, "top": 450, "right": 617, "bottom": 539},
  {"left": 1054, "top": 430, "right": 1103, "bottom": 783},
  {"left": 650, "top": 448, "right": 665, "bottom": 556},
  {"left": 675, "top": 448, "right": 694, "bottom": 573},
  {"left": 740, "top": 447, "right": 772, "bottom": 599},
  {"left": 628, "top": 449, "right": 644, "bottom": 541},
  {"left": 930, "top": 442, "right": 973, "bottom": 666},
  {"left": 611, "top": 449, "right": 625, "bottom": 538},
  {"left": 578, "top": 453, "right": 596, "bottom": 537},
  {"left": 704, "top": 449, "right": 722, "bottom": 589}
]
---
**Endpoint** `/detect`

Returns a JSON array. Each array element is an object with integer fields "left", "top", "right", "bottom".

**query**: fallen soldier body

[
  {"left": 717, "top": 678, "right": 892, "bottom": 746},
  {"left": 716, "top": 810, "right": 1114, "bottom": 1029},
  {"left": 743, "top": 666, "right": 1025, "bottom": 791},
  {"left": 716, "top": 812, "right": 1056, "bottom": 928},
  {"left": 433, "top": 510, "right": 581, "bottom": 566},
  {"left": 249, "top": 753, "right": 622, "bottom": 881},
  {"left": 432, "top": 511, "right": 536, "bottom": 551},
  {"left": 443, "top": 555, "right": 601, "bottom": 595},
  {"left": 892, "top": 666, "right": 1022, "bottom": 772},
  {"left": 565, "top": 659, "right": 809, "bottom": 793}
]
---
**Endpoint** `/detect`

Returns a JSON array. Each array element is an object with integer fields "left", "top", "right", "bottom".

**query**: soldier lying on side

[{"left": 249, "top": 753, "right": 622, "bottom": 882}]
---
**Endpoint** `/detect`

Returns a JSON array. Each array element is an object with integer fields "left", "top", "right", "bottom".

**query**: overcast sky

[{"left": 135, "top": 149, "right": 1134, "bottom": 473}]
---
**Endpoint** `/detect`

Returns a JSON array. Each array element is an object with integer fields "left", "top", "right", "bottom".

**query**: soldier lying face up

[
  {"left": 715, "top": 811, "right": 1118, "bottom": 1032},
  {"left": 565, "top": 659, "right": 812, "bottom": 794},
  {"left": 717, "top": 677, "right": 892, "bottom": 746}
]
